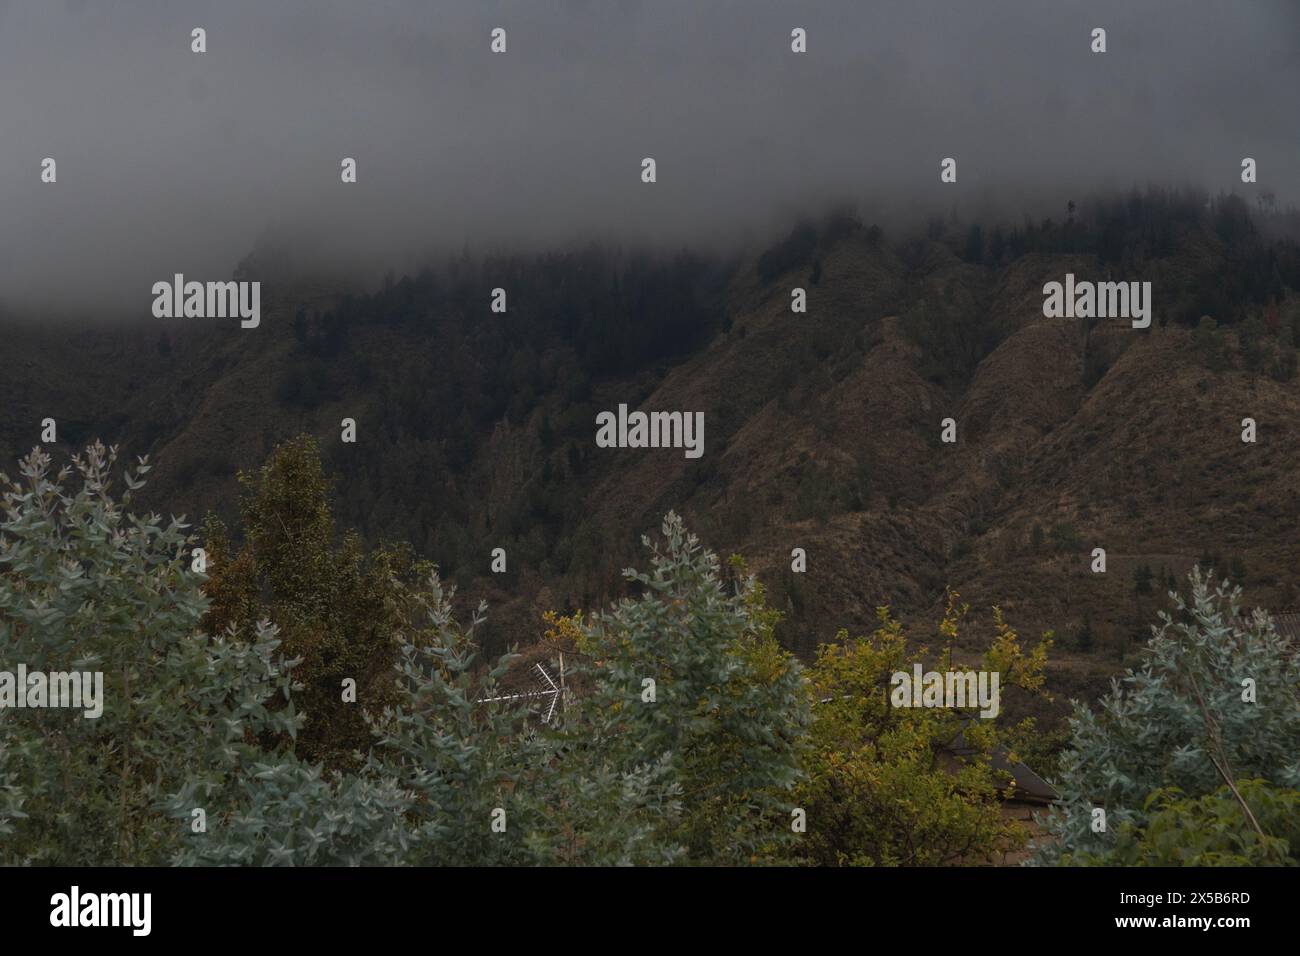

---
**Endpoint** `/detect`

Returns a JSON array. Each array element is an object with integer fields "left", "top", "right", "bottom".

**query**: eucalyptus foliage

[
  {"left": 0, "top": 443, "right": 301, "bottom": 865},
  {"left": 568, "top": 512, "right": 811, "bottom": 864},
  {"left": 1034, "top": 568, "right": 1300, "bottom": 865}
]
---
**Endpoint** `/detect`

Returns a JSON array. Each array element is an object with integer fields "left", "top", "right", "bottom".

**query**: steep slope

[{"left": 3, "top": 202, "right": 1299, "bottom": 737}]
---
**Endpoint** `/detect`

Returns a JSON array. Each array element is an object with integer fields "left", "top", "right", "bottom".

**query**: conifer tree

[{"left": 201, "top": 436, "right": 424, "bottom": 769}]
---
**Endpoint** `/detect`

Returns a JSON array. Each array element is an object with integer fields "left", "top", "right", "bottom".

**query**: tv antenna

[{"left": 477, "top": 657, "right": 568, "bottom": 723}]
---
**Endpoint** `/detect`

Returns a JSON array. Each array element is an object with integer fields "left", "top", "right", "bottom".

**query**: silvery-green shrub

[
  {"left": 1034, "top": 568, "right": 1300, "bottom": 865},
  {"left": 569, "top": 511, "right": 810, "bottom": 864},
  {"left": 0, "top": 443, "right": 301, "bottom": 864}
]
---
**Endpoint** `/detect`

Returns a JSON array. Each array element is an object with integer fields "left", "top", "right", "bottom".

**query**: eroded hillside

[{"left": 4, "top": 193, "right": 1299, "bottom": 734}]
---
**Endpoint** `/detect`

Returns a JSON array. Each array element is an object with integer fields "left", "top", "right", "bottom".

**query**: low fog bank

[{"left": 1, "top": 0, "right": 1296, "bottom": 320}]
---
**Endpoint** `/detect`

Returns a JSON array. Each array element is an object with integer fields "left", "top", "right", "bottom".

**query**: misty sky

[{"left": 1, "top": 0, "right": 1297, "bottom": 317}]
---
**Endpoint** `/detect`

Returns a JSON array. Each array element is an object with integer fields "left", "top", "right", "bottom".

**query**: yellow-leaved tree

[{"left": 795, "top": 593, "right": 1051, "bottom": 866}]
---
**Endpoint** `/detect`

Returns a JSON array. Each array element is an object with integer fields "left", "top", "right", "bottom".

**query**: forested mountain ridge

[{"left": 4, "top": 188, "right": 1300, "bottom": 730}]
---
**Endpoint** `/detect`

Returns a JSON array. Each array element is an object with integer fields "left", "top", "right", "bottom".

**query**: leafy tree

[
  {"left": 796, "top": 595, "right": 1051, "bottom": 866},
  {"left": 1086, "top": 780, "right": 1300, "bottom": 866},
  {"left": 1034, "top": 569, "right": 1300, "bottom": 865},
  {"left": 0, "top": 443, "right": 302, "bottom": 865},
  {"left": 386, "top": 573, "right": 687, "bottom": 866},
  {"left": 567, "top": 514, "right": 810, "bottom": 864}
]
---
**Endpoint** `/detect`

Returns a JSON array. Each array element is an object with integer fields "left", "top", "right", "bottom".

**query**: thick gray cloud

[{"left": 1, "top": 0, "right": 1296, "bottom": 317}]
